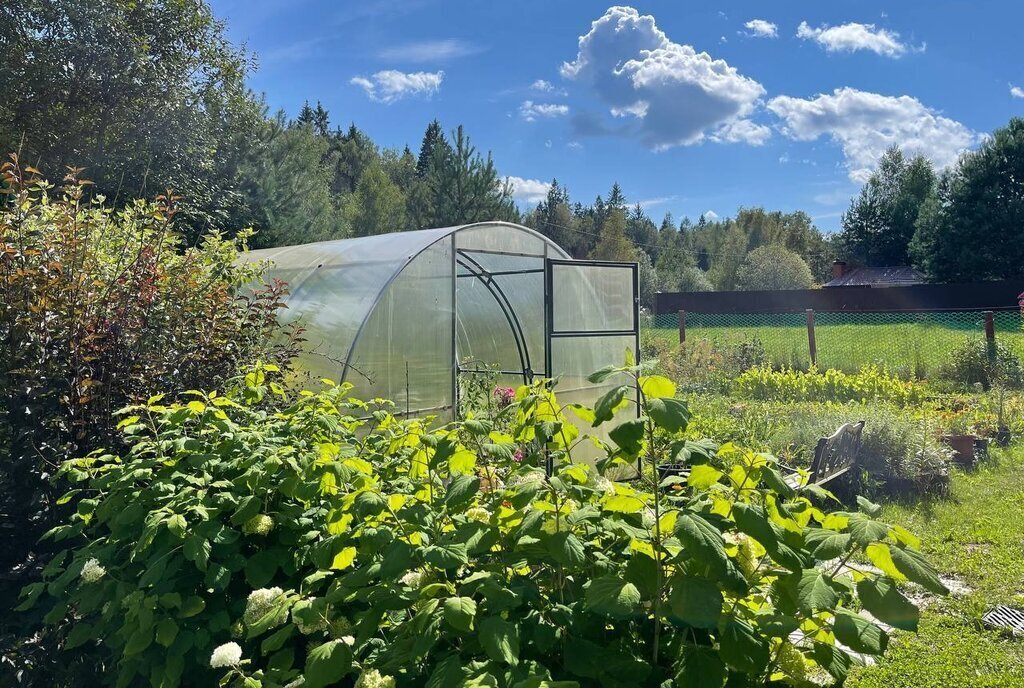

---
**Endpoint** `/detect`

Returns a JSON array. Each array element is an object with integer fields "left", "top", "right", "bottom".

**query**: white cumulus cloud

[
  {"left": 768, "top": 87, "right": 979, "bottom": 182},
  {"left": 796, "top": 21, "right": 912, "bottom": 57},
  {"left": 1011, "top": 84, "right": 1024, "bottom": 99},
  {"left": 744, "top": 19, "right": 778, "bottom": 38},
  {"left": 519, "top": 101, "right": 570, "bottom": 122},
  {"left": 350, "top": 70, "right": 443, "bottom": 103},
  {"left": 702, "top": 210, "right": 719, "bottom": 221},
  {"left": 504, "top": 176, "right": 551, "bottom": 204},
  {"left": 560, "top": 6, "right": 769, "bottom": 150}
]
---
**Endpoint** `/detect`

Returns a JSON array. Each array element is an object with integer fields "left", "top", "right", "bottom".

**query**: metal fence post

[
  {"left": 806, "top": 309, "right": 817, "bottom": 367},
  {"left": 984, "top": 310, "right": 996, "bottom": 363},
  {"left": 678, "top": 310, "right": 686, "bottom": 345}
]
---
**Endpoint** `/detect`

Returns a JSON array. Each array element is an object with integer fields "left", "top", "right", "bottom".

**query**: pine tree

[
  {"left": 589, "top": 209, "right": 638, "bottom": 262},
  {"left": 416, "top": 119, "right": 449, "bottom": 177},
  {"left": 345, "top": 160, "right": 407, "bottom": 237},
  {"left": 312, "top": 101, "right": 330, "bottom": 137},
  {"left": 296, "top": 100, "right": 315, "bottom": 128}
]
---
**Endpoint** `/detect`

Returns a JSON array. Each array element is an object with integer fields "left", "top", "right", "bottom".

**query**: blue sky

[{"left": 209, "top": 0, "right": 1024, "bottom": 231}]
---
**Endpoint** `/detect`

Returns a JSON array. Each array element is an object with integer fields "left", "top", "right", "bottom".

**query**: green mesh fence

[{"left": 644, "top": 310, "right": 1024, "bottom": 379}]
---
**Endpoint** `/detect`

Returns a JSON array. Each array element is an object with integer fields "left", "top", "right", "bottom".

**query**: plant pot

[
  {"left": 942, "top": 434, "right": 978, "bottom": 466},
  {"left": 995, "top": 427, "right": 1012, "bottom": 447},
  {"left": 657, "top": 464, "right": 687, "bottom": 483},
  {"left": 974, "top": 437, "right": 990, "bottom": 462}
]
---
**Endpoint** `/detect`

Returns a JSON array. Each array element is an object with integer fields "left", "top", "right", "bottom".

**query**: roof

[{"left": 823, "top": 266, "right": 924, "bottom": 288}]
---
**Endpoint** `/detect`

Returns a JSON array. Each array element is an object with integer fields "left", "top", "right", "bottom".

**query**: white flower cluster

[
  {"left": 399, "top": 570, "right": 423, "bottom": 589},
  {"left": 209, "top": 641, "right": 242, "bottom": 668},
  {"left": 590, "top": 476, "right": 615, "bottom": 496},
  {"left": 354, "top": 668, "right": 396, "bottom": 688},
  {"left": 243, "top": 587, "right": 287, "bottom": 627},
  {"left": 464, "top": 506, "right": 490, "bottom": 523},
  {"left": 80, "top": 558, "right": 106, "bottom": 584},
  {"left": 509, "top": 470, "right": 545, "bottom": 487},
  {"left": 242, "top": 514, "right": 274, "bottom": 536}
]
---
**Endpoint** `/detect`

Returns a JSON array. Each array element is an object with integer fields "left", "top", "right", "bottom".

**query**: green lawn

[
  {"left": 645, "top": 312, "right": 1024, "bottom": 378},
  {"left": 847, "top": 445, "right": 1024, "bottom": 687}
]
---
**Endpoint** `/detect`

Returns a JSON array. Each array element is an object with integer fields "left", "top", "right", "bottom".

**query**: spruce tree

[{"left": 416, "top": 119, "right": 449, "bottom": 177}]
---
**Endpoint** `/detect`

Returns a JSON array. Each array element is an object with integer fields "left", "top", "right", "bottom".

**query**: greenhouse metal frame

[{"left": 244, "top": 221, "right": 639, "bottom": 428}]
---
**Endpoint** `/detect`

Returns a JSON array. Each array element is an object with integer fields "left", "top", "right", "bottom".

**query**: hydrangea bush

[{"left": 21, "top": 362, "right": 946, "bottom": 687}]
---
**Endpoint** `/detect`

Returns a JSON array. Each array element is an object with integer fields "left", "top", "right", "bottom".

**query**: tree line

[
  {"left": 836, "top": 125, "right": 1024, "bottom": 284},
  {"left": 3, "top": 0, "right": 1021, "bottom": 295}
]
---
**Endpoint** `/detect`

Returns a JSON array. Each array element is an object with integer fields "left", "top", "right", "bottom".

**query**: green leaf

[
  {"left": 427, "top": 654, "right": 465, "bottom": 688},
  {"left": 548, "top": 532, "right": 586, "bottom": 568},
  {"left": 423, "top": 543, "right": 468, "bottom": 570},
  {"left": 675, "top": 645, "right": 725, "bottom": 688},
  {"left": 166, "top": 514, "right": 186, "bottom": 538},
  {"left": 674, "top": 513, "right": 729, "bottom": 574},
  {"left": 848, "top": 514, "right": 891, "bottom": 547},
  {"left": 686, "top": 464, "right": 723, "bottom": 489},
  {"left": 609, "top": 419, "right": 645, "bottom": 454},
  {"left": 833, "top": 610, "right": 888, "bottom": 655},
  {"left": 857, "top": 577, "right": 920, "bottom": 632},
  {"left": 810, "top": 642, "right": 853, "bottom": 683},
  {"left": 445, "top": 475, "right": 480, "bottom": 511},
  {"left": 669, "top": 575, "right": 722, "bottom": 629},
  {"left": 245, "top": 550, "right": 279, "bottom": 586},
  {"left": 588, "top": 365, "right": 620, "bottom": 384},
  {"left": 732, "top": 503, "right": 777, "bottom": 549},
  {"left": 796, "top": 569, "right": 840, "bottom": 613},
  {"left": 231, "top": 495, "right": 261, "bottom": 525},
  {"left": 304, "top": 639, "right": 353, "bottom": 688},
  {"left": 479, "top": 616, "right": 520, "bottom": 665},
  {"left": 804, "top": 529, "right": 852, "bottom": 560},
  {"left": 443, "top": 596, "right": 477, "bottom": 632},
  {"left": 330, "top": 547, "right": 357, "bottom": 571},
  {"left": 183, "top": 536, "right": 210, "bottom": 571},
  {"left": 719, "top": 617, "right": 770, "bottom": 674},
  {"left": 647, "top": 397, "right": 690, "bottom": 433},
  {"left": 593, "top": 385, "right": 628, "bottom": 426},
  {"left": 761, "top": 466, "right": 796, "bottom": 499},
  {"left": 639, "top": 375, "right": 676, "bottom": 399},
  {"left": 155, "top": 618, "right": 178, "bottom": 648},
  {"left": 585, "top": 575, "right": 642, "bottom": 620},
  {"left": 889, "top": 545, "right": 949, "bottom": 595},
  {"left": 602, "top": 493, "right": 646, "bottom": 514},
  {"left": 856, "top": 495, "right": 883, "bottom": 518}
]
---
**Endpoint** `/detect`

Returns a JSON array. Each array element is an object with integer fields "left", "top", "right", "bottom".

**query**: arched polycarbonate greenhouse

[{"left": 243, "top": 221, "right": 638, "bottom": 428}]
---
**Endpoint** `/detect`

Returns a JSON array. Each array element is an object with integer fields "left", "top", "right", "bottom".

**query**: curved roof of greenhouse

[{"left": 242, "top": 222, "right": 571, "bottom": 411}]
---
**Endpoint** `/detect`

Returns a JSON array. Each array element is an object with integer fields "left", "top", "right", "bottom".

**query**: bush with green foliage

[
  {"left": 733, "top": 366, "right": 926, "bottom": 406},
  {"left": 938, "top": 338, "right": 1024, "bottom": 391},
  {"left": 0, "top": 159, "right": 300, "bottom": 679},
  {"left": 25, "top": 364, "right": 946, "bottom": 687},
  {"left": 734, "top": 245, "right": 816, "bottom": 291}
]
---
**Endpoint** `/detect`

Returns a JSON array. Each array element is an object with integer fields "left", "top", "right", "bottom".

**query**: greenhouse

[{"left": 244, "top": 221, "right": 638, "bottom": 428}]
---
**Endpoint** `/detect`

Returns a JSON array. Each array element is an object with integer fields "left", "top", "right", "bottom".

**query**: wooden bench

[{"left": 784, "top": 420, "right": 865, "bottom": 492}]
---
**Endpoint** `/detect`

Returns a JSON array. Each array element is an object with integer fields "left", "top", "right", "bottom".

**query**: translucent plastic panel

[
  {"left": 347, "top": 241, "right": 453, "bottom": 415},
  {"left": 456, "top": 224, "right": 556, "bottom": 257},
  {"left": 456, "top": 250, "right": 546, "bottom": 378},
  {"left": 550, "top": 335, "right": 638, "bottom": 475},
  {"left": 552, "top": 264, "right": 635, "bottom": 333}
]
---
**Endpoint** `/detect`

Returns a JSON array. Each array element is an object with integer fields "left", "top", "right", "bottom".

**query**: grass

[
  {"left": 644, "top": 312, "right": 1024, "bottom": 378},
  {"left": 847, "top": 445, "right": 1024, "bottom": 687}
]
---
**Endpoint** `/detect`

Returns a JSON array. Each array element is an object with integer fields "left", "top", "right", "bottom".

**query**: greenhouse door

[{"left": 544, "top": 259, "right": 640, "bottom": 468}]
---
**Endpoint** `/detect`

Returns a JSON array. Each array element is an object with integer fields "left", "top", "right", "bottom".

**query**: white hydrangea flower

[
  {"left": 464, "top": 506, "right": 490, "bottom": 523},
  {"left": 209, "top": 641, "right": 243, "bottom": 668},
  {"left": 354, "top": 668, "right": 396, "bottom": 688},
  {"left": 509, "top": 470, "right": 545, "bottom": 487},
  {"left": 80, "top": 558, "right": 106, "bottom": 584},
  {"left": 399, "top": 570, "right": 423, "bottom": 588},
  {"left": 242, "top": 514, "right": 274, "bottom": 536},
  {"left": 243, "top": 587, "right": 287, "bottom": 627},
  {"left": 590, "top": 476, "right": 615, "bottom": 496},
  {"left": 340, "top": 635, "right": 355, "bottom": 646}
]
